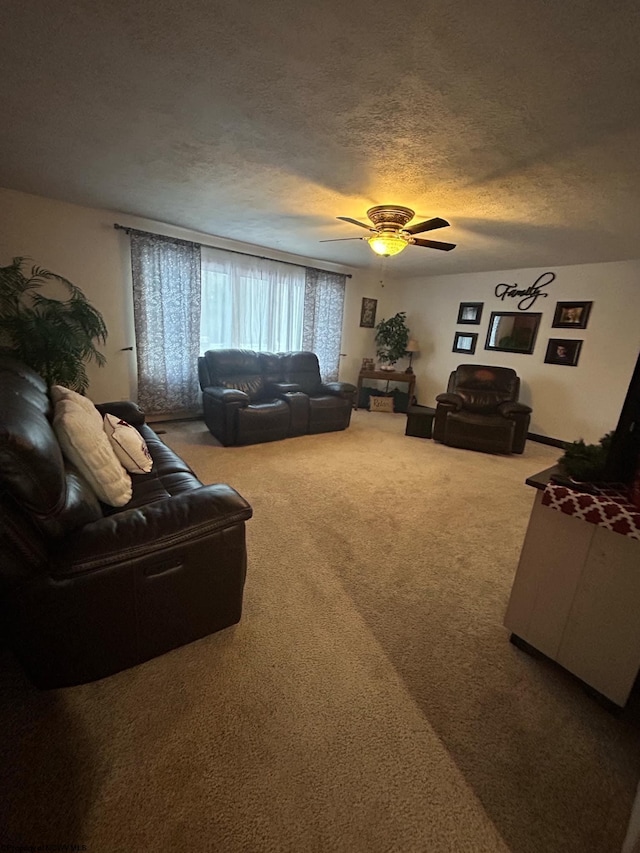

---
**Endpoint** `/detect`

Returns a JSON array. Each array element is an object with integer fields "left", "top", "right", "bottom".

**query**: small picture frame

[
  {"left": 453, "top": 331, "right": 478, "bottom": 354},
  {"left": 544, "top": 338, "right": 583, "bottom": 366},
  {"left": 369, "top": 394, "right": 394, "bottom": 413},
  {"left": 552, "top": 301, "right": 592, "bottom": 329},
  {"left": 457, "top": 302, "right": 483, "bottom": 325},
  {"left": 361, "top": 357, "right": 375, "bottom": 372},
  {"left": 360, "top": 297, "right": 378, "bottom": 328}
]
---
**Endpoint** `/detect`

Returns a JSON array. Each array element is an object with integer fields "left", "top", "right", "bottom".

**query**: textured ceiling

[{"left": 2, "top": 0, "right": 640, "bottom": 275}]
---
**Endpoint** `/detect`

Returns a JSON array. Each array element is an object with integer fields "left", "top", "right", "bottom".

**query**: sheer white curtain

[{"left": 200, "top": 247, "right": 305, "bottom": 353}]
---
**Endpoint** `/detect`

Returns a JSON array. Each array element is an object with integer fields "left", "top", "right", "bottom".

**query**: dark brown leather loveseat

[
  {"left": 0, "top": 355, "right": 253, "bottom": 688},
  {"left": 198, "top": 349, "right": 356, "bottom": 446}
]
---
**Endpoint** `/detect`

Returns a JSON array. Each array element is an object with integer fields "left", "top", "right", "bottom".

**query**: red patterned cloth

[{"left": 541, "top": 483, "right": 640, "bottom": 540}]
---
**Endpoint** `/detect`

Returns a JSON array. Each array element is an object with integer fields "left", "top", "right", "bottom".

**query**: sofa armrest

[
  {"left": 54, "top": 484, "right": 253, "bottom": 576},
  {"left": 267, "top": 382, "right": 301, "bottom": 395},
  {"left": 435, "top": 392, "right": 463, "bottom": 410},
  {"left": 321, "top": 382, "right": 357, "bottom": 398},
  {"left": 203, "top": 386, "right": 250, "bottom": 405},
  {"left": 498, "top": 401, "right": 532, "bottom": 417},
  {"left": 95, "top": 400, "right": 146, "bottom": 426}
]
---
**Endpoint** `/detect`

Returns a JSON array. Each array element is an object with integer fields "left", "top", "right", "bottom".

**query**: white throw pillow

[
  {"left": 103, "top": 413, "right": 153, "bottom": 474},
  {"left": 53, "top": 399, "right": 132, "bottom": 507},
  {"left": 50, "top": 384, "right": 99, "bottom": 418}
]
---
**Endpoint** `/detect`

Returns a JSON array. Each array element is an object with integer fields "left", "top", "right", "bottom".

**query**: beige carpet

[{"left": 2, "top": 411, "right": 640, "bottom": 852}]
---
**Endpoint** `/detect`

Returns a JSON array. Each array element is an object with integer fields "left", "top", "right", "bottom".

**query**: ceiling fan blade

[
  {"left": 412, "top": 237, "right": 456, "bottom": 251},
  {"left": 319, "top": 237, "right": 365, "bottom": 242},
  {"left": 404, "top": 216, "right": 450, "bottom": 235},
  {"left": 337, "top": 216, "right": 376, "bottom": 231}
]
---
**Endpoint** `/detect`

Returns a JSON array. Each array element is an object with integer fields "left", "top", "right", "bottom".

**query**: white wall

[
  {"left": 388, "top": 263, "right": 640, "bottom": 444},
  {"left": 339, "top": 264, "right": 404, "bottom": 385},
  {"left": 3, "top": 185, "right": 638, "bottom": 444}
]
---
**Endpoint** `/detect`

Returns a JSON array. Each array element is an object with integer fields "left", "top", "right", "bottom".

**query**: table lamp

[{"left": 405, "top": 339, "right": 419, "bottom": 373}]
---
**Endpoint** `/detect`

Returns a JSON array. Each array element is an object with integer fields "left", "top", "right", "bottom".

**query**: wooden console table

[{"left": 355, "top": 369, "right": 416, "bottom": 410}]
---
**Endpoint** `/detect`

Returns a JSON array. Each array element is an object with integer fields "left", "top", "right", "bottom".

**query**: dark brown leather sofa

[
  {"left": 198, "top": 349, "right": 356, "bottom": 446},
  {"left": 0, "top": 355, "right": 253, "bottom": 688},
  {"left": 433, "top": 364, "right": 532, "bottom": 454}
]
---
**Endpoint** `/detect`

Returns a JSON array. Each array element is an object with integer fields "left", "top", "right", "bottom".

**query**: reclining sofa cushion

[
  {"left": 279, "top": 351, "right": 323, "bottom": 396},
  {"left": 280, "top": 352, "right": 354, "bottom": 434},
  {"left": 200, "top": 348, "right": 266, "bottom": 400}
]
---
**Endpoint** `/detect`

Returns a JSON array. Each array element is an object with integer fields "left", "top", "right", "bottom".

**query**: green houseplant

[
  {"left": 374, "top": 311, "right": 410, "bottom": 368},
  {"left": 0, "top": 256, "right": 108, "bottom": 392},
  {"left": 557, "top": 431, "right": 614, "bottom": 483}
]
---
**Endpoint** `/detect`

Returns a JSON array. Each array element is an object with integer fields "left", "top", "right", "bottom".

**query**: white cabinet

[{"left": 505, "top": 489, "right": 640, "bottom": 707}]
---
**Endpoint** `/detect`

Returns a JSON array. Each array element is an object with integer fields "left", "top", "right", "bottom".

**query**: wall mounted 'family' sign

[{"left": 494, "top": 271, "right": 555, "bottom": 310}]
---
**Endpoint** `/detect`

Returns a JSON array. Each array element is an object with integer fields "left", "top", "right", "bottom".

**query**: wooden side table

[{"left": 355, "top": 370, "right": 416, "bottom": 410}]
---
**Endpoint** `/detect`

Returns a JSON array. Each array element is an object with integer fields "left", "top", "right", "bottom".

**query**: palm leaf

[{"left": 0, "top": 257, "right": 108, "bottom": 392}]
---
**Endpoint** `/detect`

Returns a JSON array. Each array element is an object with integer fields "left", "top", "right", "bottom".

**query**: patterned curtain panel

[
  {"left": 302, "top": 269, "right": 346, "bottom": 382},
  {"left": 130, "top": 232, "right": 202, "bottom": 417}
]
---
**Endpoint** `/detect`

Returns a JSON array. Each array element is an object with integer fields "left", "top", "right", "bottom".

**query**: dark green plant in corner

[
  {"left": 558, "top": 431, "right": 614, "bottom": 482},
  {"left": 375, "top": 311, "right": 410, "bottom": 366},
  {"left": 0, "top": 256, "right": 107, "bottom": 392}
]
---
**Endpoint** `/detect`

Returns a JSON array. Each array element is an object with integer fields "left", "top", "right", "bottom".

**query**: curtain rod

[{"left": 113, "top": 223, "right": 352, "bottom": 278}]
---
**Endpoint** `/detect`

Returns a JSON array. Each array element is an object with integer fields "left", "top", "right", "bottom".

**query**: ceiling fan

[{"left": 321, "top": 205, "right": 456, "bottom": 257}]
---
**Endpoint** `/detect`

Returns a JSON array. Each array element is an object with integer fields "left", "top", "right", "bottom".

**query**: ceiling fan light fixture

[{"left": 367, "top": 232, "right": 408, "bottom": 257}]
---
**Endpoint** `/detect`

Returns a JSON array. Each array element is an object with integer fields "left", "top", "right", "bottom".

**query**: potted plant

[
  {"left": 557, "top": 431, "right": 614, "bottom": 483},
  {"left": 0, "top": 256, "right": 107, "bottom": 392},
  {"left": 374, "top": 311, "right": 410, "bottom": 371}
]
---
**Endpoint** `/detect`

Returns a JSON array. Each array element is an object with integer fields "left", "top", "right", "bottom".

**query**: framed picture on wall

[
  {"left": 453, "top": 331, "right": 478, "bottom": 354},
  {"left": 457, "top": 302, "right": 483, "bottom": 324},
  {"left": 552, "top": 301, "right": 592, "bottom": 329},
  {"left": 360, "top": 297, "right": 378, "bottom": 328},
  {"left": 544, "top": 338, "right": 583, "bottom": 366}
]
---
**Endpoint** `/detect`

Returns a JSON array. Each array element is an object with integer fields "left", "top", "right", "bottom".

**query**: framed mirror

[{"left": 485, "top": 312, "right": 541, "bottom": 354}]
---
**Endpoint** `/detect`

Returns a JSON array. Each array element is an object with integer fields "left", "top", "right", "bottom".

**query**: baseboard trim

[
  {"left": 148, "top": 413, "right": 203, "bottom": 425},
  {"left": 527, "top": 432, "right": 566, "bottom": 449}
]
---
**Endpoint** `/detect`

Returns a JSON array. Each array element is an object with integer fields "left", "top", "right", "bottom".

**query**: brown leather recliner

[
  {"left": 0, "top": 355, "right": 253, "bottom": 688},
  {"left": 433, "top": 364, "right": 532, "bottom": 454}
]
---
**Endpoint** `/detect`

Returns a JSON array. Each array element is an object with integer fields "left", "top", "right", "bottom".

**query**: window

[{"left": 200, "top": 247, "right": 305, "bottom": 353}]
